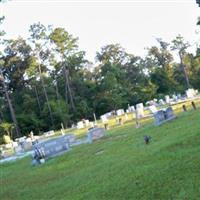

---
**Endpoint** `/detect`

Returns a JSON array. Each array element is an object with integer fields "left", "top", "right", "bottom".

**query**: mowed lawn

[{"left": 1, "top": 110, "right": 200, "bottom": 200}]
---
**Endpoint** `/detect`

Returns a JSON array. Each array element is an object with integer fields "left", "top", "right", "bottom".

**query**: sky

[{"left": 0, "top": 0, "right": 200, "bottom": 63}]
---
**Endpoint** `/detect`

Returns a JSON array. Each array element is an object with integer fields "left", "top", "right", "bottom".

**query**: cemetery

[
  {"left": 1, "top": 1, "right": 200, "bottom": 199},
  {"left": 0, "top": 93, "right": 200, "bottom": 164},
  {"left": 1, "top": 96, "right": 200, "bottom": 199}
]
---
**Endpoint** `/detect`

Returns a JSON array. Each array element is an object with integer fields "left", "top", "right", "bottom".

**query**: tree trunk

[
  {"left": 179, "top": 53, "right": 190, "bottom": 89},
  {"left": 0, "top": 109, "right": 4, "bottom": 122},
  {"left": 0, "top": 70, "right": 21, "bottom": 138},
  {"left": 63, "top": 66, "right": 76, "bottom": 112},
  {"left": 62, "top": 67, "right": 69, "bottom": 107},
  {"left": 38, "top": 64, "right": 54, "bottom": 128},
  {"left": 34, "top": 85, "right": 42, "bottom": 113},
  {"left": 55, "top": 81, "right": 62, "bottom": 113}
]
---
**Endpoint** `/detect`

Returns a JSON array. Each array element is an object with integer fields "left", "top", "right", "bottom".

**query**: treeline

[{"left": 0, "top": 20, "right": 200, "bottom": 138}]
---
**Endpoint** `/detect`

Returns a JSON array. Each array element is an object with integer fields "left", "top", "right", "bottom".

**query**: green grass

[{"left": 1, "top": 110, "right": 200, "bottom": 200}]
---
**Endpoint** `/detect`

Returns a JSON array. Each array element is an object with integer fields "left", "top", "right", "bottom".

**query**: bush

[{"left": 2, "top": 135, "right": 12, "bottom": 144}]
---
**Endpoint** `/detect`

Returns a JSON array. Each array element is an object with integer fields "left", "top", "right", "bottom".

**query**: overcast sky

[{"left": 1, "top": 0, "right": 200, "bottom": 62}]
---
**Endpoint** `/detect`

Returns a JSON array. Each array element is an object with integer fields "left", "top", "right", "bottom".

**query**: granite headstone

[
  {"left": 32, "top": 135, "right": 70, "bottom": 165},
  {"left": 87, "top": 127, "right": 105, "bottom": 143}
]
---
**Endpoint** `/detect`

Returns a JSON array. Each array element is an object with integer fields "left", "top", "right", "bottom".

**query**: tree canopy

[{"left": 0, "top": 19, "right": 200, "bottom": 138}]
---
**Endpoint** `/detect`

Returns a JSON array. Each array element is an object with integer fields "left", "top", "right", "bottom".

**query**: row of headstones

[
  {"left": 32, "top": 127, "right": 105, "bottom": 165},
  {"left": 101, "top": 103, "right": 145, "bottom": 124},
  {"left": 13, "top": 130, "right": 55, "bottom": 154},
  {"left": 32, "top": 101, "right": 198, "bottom": 165},
  {"left": 76, "top": 119, "right": 91, "bottom": 129},
  {"left": 100, "top": 89, "right": 199, "bottom": 124},
  {"left": 152, "top": 101, "right": 198, "bottom": 126},
  {"left": 101, "top": 96, "right": 178, "bottom": 124}
]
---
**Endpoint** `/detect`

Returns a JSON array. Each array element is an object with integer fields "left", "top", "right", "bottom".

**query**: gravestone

[
  {"left": 12, "top": 141, "right": 18, "bottom": 148},
  {"left": 22, "top": 141, "right": 32, "bottom": 151},
  {"left": 158, "top": 99, "right": 165, "bottom": 106},
  {"left": 177, "top": 94, "right": 181, "bottom": 99},
  {"left": 182, "top": 104, "right": 187, "bottom": 112},
  {"left": 32, "top": 135, "right": 70, "bottom": 165},
  {"left": 165, "top": 95, "right": 170, "bottom": 104},
  {"left": 84, "top": 119, "right": 90, "bottom": 127},
  {"left": 172, "top": 95, "right": 178, "bottom": 102},
  {"left": 77, "top": 121, "right": 84, "bottom": 129},
  {"left": 135, "top": 109, "right": 141, "bottom": 128},
  {"left": 165, "top": 107, "right": 175, "bottom": 119},
  {"left": 154, "top": 110, "right": 165, "bottom": 126},
  {"left": 101, "top": 115, "right": 108, "bottom": 123},
  {"left": 154, "top": 107, "right": 176, "bottom": 126},
  {"left": 130, "top": 106, "right": 135, "bottom": 112},
  {"left": 136, "top": 103, "right": 144, "bottom": 118},
  {"left": 87, "top": 127, "right": 105, "bottom": 143},
  {"left": 126, "top": 106, "right": 135, "bottom": 113},
  {"left": 14, "top": 145, "right": 24, "bottom": 154},
  {"left": 148, "top": 105, "right": 158, "bottom": 114},
  {"left": 65, "top": 134, "right": 76, "bottom": 145},
  {"left": 116, "top": 109, "right": 125, "bottom": 116},
  {"left": 191, "top": 101, "right": 197, "bottom": 110},
  {"left": 44, "top": 130, "right": 55, "bottom": 137},
  {"left": 186, "top": 88, "right": 196, "bottom": 98}
]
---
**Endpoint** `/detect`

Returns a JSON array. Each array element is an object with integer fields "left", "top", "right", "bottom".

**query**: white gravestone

[
  {"left": 186, "top": 88, "right": 196, "bottom": 98},
  {"left": 100, "top": 115, "right": 108, "bottom": 123},
  {"left": 148, "top": 105, "right": 158, "bottom": 114},
  {"left": 77, "top": 121, "right": 84, "bottom": 129},
  {"left": 84, "top": 120, "right": 90, "bottom": 127},
  {"left": 136, "top": 103, "right": 144, "bottom": 118},
  {"left": 116, "top": 109, "right": 125, "bottom": 116},
  {"left": 165, "top": 95, "right": 170, "bottom": 104}
]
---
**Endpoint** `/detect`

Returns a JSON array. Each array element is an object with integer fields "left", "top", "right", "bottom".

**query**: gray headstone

[
  {"left": 153, "top": 107, "right": 176, "bottom": 126},
  {"left": 165, "top": 107, "right": 175, "bottom": 119},
  {"left": 32, "top": 135, "right": 70, "bottom": 165},
  {"left": 14, "top": 145, "right": 24, "bottom": 154},
  {"left": 22, "top": 141, "right": 32, "bottom": 151},
  {"left": 87, "top": 127, "right": 105, "bottom": 143},
  {"left": 65, "top": 134, "right": 76, "bottom": 145},
  {"left": 154, "top": 110, "right": 165, "bottom": 126}
]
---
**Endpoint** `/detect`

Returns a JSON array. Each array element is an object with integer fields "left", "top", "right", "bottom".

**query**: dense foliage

[{"left": 0, "top": 20, "right": 200, "bottom": 138}]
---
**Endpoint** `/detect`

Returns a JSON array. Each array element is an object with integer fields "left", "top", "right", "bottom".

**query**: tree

[
  {"left": 171, "top": 35, "right": 190, "bottom": 89},
  {"left": 147, "top": 38, "right": 177, "bottom": 94},
  {"left": 50, "top": 27, "right": 87, "bottom": 119},
  {"left": 0, "top": 17, "right": 21, "bottom": 138},
  {"left": 0, "top": 65, "right": 21, "bottom": 138},
  {"left": 0, "top": 122, "right": 14, "bottom": 138},
  {"left": 29, "top": 23, "right": 55, "bottom": 128}
]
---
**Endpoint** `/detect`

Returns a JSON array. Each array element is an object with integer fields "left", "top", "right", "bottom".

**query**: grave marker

[
  {"left": 165, "top": 95, "right": 170, "bottom": 104},
  {"left": 87, "top": 127, "right": 105, "bottom": 143},
  {"left": 191, "top": 101, "right": 197, "bottom": 110},
  {"left": 153, "top": 107, "right": 176, "bottom": 126},
  {"left": 148, "top": 105, "right": 158, "bottom": 114},
  {"left": 182, "top": 104, "right": 187, "bottom": 112},
  {"left": 136, "top": 103, "right": 144, "bottom": 118},
  {"left": 32, "top": 135, "right": 70, "bottom": 165}
]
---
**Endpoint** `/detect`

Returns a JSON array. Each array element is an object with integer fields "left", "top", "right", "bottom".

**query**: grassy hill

[{"left": 1, "top": 110, "right": 200, "bottom": 200}]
